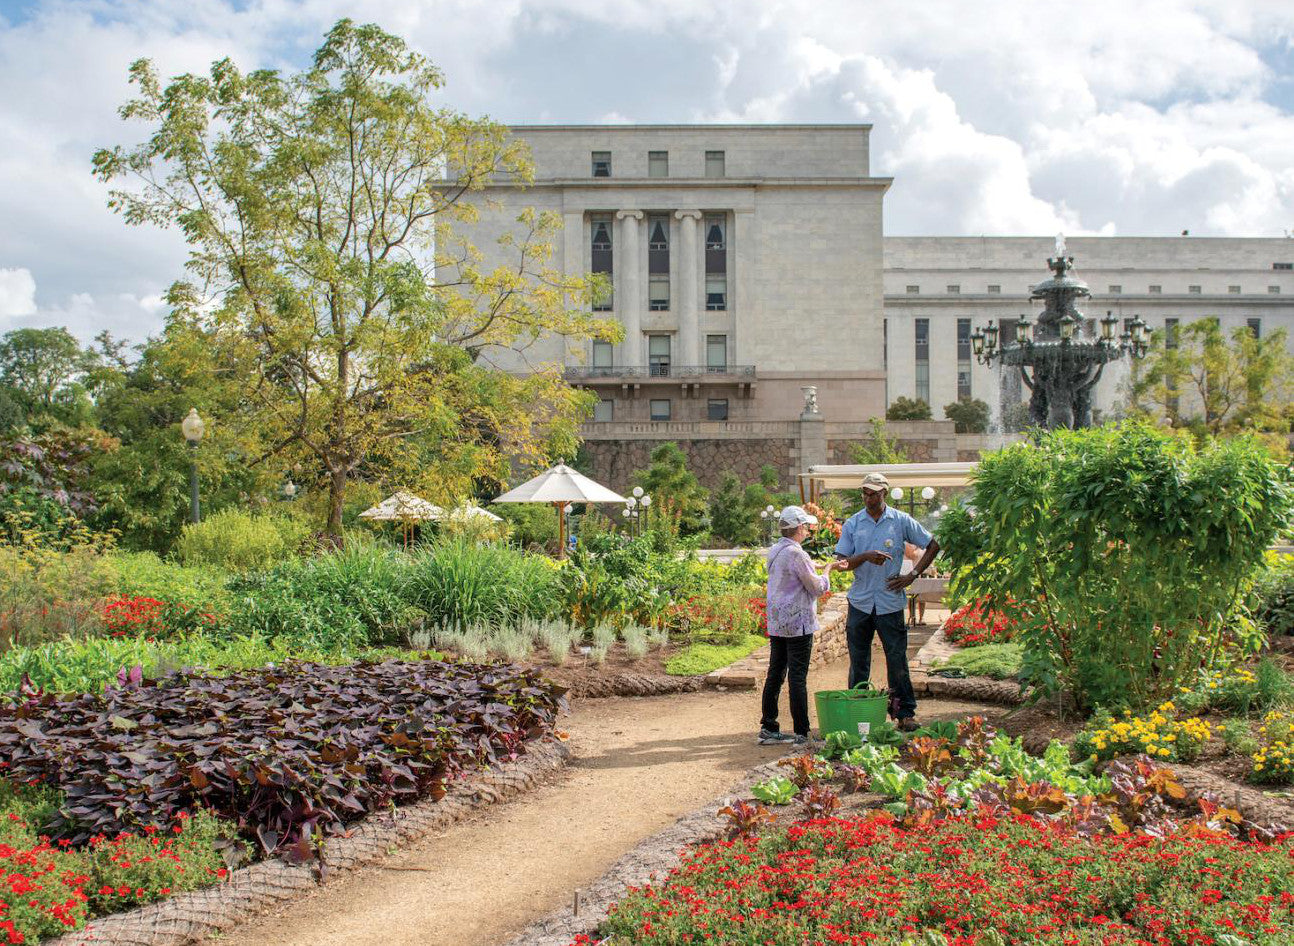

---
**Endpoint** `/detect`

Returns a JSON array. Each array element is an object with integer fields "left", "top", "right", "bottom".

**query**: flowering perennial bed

[
  {"left": 943, "top": 598, "right": 1018, "bottom": 647},
  {"left": 591, "top": 812, "right": 1294, "bottom": 946},
  {"left": 0, "top": 659, "right": 563, "bottom": 856}
]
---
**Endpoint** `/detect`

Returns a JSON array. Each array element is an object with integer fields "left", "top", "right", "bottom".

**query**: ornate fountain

[{"left": 973, "top": 235, "right": 1149, "bottom": 429}]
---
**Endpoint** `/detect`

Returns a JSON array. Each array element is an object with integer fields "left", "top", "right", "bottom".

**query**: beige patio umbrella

[
  {"left": 492, "top": 463, "right": 627, "bottom": 558},
  {"left": 446, "top": 503, "right": 503, "bottom": 522},
  {"left": 358, "top": 491, "right": 445, "bottom": 549}
]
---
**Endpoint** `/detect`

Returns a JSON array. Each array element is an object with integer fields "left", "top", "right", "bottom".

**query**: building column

[
  {"left": 675, "top": 209, "right": 702, "bottom": 367},
  {"left": 561, "top": 211, "right": 584, "bottom": 366},
  {"left": 615, "top": 210, "right": 643, "bottom": 366}
]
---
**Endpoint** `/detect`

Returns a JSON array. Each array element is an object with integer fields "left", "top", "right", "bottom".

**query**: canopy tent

[
  {"left": 493, "top": 463, "right": 627, "bottom": 557},
  {"left": 358, "top": 491, "right": 446, "bottom": 548},
  {"left": 798, "top": 462, "right": 977, "bottom": 504}
]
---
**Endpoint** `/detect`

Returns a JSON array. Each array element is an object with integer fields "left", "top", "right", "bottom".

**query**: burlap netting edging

[{"left": 44, "top": 739, "right": 570, "bottom": 946}]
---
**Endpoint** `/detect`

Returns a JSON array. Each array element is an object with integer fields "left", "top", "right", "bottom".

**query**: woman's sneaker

[{"left": 758, "top": 729, "right": 795, "bottom": 745}]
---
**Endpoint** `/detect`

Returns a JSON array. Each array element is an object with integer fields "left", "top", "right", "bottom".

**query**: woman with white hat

[{"left": 759, "top": 505, "right": 846, "bottom": 745}]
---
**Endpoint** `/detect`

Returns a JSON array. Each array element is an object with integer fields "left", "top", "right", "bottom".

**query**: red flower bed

[
  {"left": 944, "top": 597, "right": 1019, "bottom": 647},
  {"left": 592, "top": 811, "right": 1294, "bottom": 946},
  {"left": 666, "top": 595, "right": 766, "bottom": 640},
  {"left": 99, "top": 595, "right": 218, "bottom": 639}
]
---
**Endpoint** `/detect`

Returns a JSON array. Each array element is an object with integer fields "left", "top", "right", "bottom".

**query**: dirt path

[{"left": 217, "top": 645, "right": 1002, "bottom": 946}]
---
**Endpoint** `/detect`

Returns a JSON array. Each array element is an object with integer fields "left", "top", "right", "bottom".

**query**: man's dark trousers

[
  {"left": 760, "top": 634, "right": 814, "bottom": 736},
  {"left": 845, "top": 604, "right": 917, "bottom": 719}
]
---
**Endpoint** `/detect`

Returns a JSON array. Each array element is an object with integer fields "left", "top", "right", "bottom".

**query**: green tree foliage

[
  {"left": 938, "top": 423, "right": 1294, "bottom": 713},
  {"left": 632, "top": 442, "right": 709, "bottom": 537},
  {"left": 944, "top": 397, "right": 990, "bottom": 434},
  {"left": 0, "top": 328, "right": 97, "bottom": 429},
  {"left": 850, "top": 418, "right": 909, "bottom": 465},
  {"left": 886, "top": 396, "right": 932, "bottom": 421},
  {"left": 92, "top": 19, "right": 617, "bottom": 535},
  {"left": 1130, "top": 318, "right": 1292, "bottom": 436},
  {"left": 708, "top": 465, "right": 795, "bottom": 546}
]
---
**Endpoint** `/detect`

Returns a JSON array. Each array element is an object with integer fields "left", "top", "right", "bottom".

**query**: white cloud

[
  {"left": 0, "top": 268, "right": 37, "bottom": 318},
  {"left": 2, "top": 0, "right": 1294, "bottom": 342}
]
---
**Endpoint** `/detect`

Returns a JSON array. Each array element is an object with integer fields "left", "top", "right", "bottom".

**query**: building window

[
  {"left": 594, "top": 399, "right": 614, "bottom": 422},
  {"left": 987, "top": 284, "right": 1001, "bottom": 294},
  {"left": 648, "top": 214, "right": 670, "bottom": 310},
  {"left": 705, "top": 215, "right": 727, "bottom": 310},
  {"left": 650, "top": 399, "right": 671, "bottom": 421},
  {"left": 1248, "top": 318, "right": 1262, "bottom": 339},
  {"left": 648, "top": 335, "right": 671, "bottom": 377},
  {"left": 590, "top": 216, "right": 613, "bottom": 311},
  {"left": 1188, "top": 285, "right": 1201, "bottom": 294},
  {"left": 914, "top": 318, "right": 930, "bottom": 404},
  {"left": 705, "top": 150, "right": 725, "bottom": 178},
  {"left": 906, "top": 285, "right": 920, "bottom": 294},
  {"left": 591, "top": 151, "right": 611, "bottom": 177},
  {"left": 1229, "top": 285, "right": 1241, "bottom": 293},
  {"left": 592, "top": 340, "right": 613, "bottom": 369},
  {"left": 946, "top": 284, "right": 960, "bottom": 294},
  {"left": 1273, "top": 262, "right": 1293, "bottom": 270},
  {"left": 883, "top": 318, "right": 888, "bottom": 371},
  {"left": 1269, "top": 285, "right": 1281, "bottom": 294},
  {"left": 707, "top": 398, "right": 729, "bottom": 421},
  {"left": 648, "top": 151, "right": 668, "bottom": 178},
  {"left": 956, "top": 317, "right": 972, "bottom": 401},
  {"left": 1165, "top": 318, "right": 1179, "bottom": 417},
  {"left": 1108, "top": 285, "right": 1122, "bottom": 294},
  {"left": 1148, "top": 285, "right": 1162, "bottom": 293},
  {"left": 706, "top": 334, "right": 727, "bottom": 372}
]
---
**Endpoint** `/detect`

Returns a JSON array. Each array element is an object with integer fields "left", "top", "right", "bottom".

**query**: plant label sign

[{"left": 857, "top": 722, "right": 871, "bottom": 739}]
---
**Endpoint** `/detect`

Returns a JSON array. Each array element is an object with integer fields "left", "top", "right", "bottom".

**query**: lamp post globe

[
  {"left": 180, "top": 409, "right": 204, "bottom": 524},
  {"left": 920, "top": 486, "right": 936, "bottom": 501},
  {"left": 891, "top": 487, "right": 904, "bottom": 501},
  {"left": 283, "top": 480, "right": 297, "bottom": 501}
]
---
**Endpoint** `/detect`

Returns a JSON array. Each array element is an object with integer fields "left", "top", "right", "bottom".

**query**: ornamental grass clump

[
  {"left": 1075, "top": 702, "right": 1213, "bottom": 763},
  {"left": 938, "top": 423, "right": 1294, "bottom": 712}
]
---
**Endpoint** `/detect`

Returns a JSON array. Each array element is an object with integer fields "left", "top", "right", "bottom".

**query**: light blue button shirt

[{"left": 834, "top": 505, "right": 934, "bottom": 615}]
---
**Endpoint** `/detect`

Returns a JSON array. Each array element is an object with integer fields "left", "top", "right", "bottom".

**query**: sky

[{"left": 1, "top": 0, "right": 1293, "bottom": 344}]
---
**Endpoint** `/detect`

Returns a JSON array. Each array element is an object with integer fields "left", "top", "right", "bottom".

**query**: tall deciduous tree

[
  {"left": 93, "top": 20, "right": 617, "bottom": 534},
  {"left": 0, "top": 327, "right": 94, "bottom": 427},
  {"left": 1130, "top": 318, "right": 1292, "bottom": 436}
]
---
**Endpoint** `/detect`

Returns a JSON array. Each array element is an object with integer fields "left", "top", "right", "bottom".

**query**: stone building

[{"left": 884, "top": 236, "right": 1294, "bottom": 426}]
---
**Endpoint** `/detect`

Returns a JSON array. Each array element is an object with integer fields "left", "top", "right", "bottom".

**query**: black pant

[
  {"left": 760, "top": 634, "right": 814, "bottom": 736},
  {"left": 845, "top": 604, "right": 917, "bottom": 719}
]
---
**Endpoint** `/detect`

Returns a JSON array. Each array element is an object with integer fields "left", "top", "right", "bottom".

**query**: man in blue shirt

[{"left": 834, "top": 472, "right": 940, "bottom": 732}]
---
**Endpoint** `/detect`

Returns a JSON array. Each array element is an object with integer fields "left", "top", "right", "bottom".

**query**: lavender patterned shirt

[{"left": 765, "top": 538, "right": 830, "bottom": 638}]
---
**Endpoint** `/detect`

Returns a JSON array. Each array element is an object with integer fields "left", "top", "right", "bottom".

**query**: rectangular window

[
  {"left": 650, "top": 399, "right": 671, "bottom": 421},
  {"left": 704, "top": 214, "right": 726, "bottom": 310},
  {"left": 956, "top": 317, "right": 972, "bottom": 401},
  {"left": 1269, "top": 285, "right": 1281, "bottom": 294},
  {"left": 704, "top": 275, "right": 726, "bottom": 310},
  {"left": 1248, "top": 318, "right": 1262, "bottom": 339},
  {"left": 706, "top": 334, "right": 727, "bottom": 371},
  {"left": 987, "top": 284, "right": 1001, "bottom": 294},
  {"left": 1108, "top": 285, "right": 1122, "bottom": 294},
  {"left": 593, "top": 399, "right": 614, "bottom": 422},
  {"left": 1149, "top": 285, "right": 1162, "bottom": 293},
  {"left": 883, "top": 318, "right": 888, "bottom": 371},
  {"left": 946, "top": 284, "right": 960, "bottom": 294},
  {"left": 705, "top": 150, "right": 725, "bottom": 178},
  {"left": 707, "top": 398, "right": 729, "bottom": 421},
  {"left": 914, "top": 317, "right": 930, "bottom": 404},
  {"left": 1273, "top": 262, "right": 1293, "bottom": 270},
  {"left": 648, "top": 151, "right": 668, "bottom": 178},
  {"left": 647, "top": 214, "right": 670, "bottom": 311},
  {"left": 592, "top": 340, "right": 613, "bottom": 369},
  {"left": 906, "top": 285, "right": 920, "bottom": 294},
  {"left": 591, "top": 151, "right": 611, "bottom": 177},
  {"left": 590, "top": 216, "right": 613, "bottom": 311},
  {"left": 1188, "top": 285, "right": 1201, "bottom": 294},
  {"left": 1229, "top": 285, "right": 1241, "bottom": 293},
  {"left": 648, "top": 335, "right": 671, "bottom": 377}
]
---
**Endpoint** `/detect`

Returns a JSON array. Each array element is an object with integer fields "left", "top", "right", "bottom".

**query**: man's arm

[{"left": 886, "top": 538, "right": 939, "bottom": 590}]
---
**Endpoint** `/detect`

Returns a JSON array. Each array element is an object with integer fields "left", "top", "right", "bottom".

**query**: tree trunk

[{"left": 327, "top": 466, "right": 347, "bottom": 538}]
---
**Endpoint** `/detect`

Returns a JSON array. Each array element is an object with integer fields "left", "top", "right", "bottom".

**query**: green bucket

[{"left": 814, "top": 684, "right": 889, "bottom": 739}]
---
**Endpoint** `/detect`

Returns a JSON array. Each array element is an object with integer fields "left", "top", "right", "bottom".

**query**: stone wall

[{"left": 580, "top": 438, "right": 795, "bottom": 493}]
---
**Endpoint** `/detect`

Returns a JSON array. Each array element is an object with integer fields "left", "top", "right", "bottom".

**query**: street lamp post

[{"left": 180, "top": 408, "right": 205, "bottom": 524}]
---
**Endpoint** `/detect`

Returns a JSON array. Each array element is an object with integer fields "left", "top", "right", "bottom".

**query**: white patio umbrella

[
  {"left": 493, "top": 463, "right": 627, "bottom": 557},
  {"left": 359, "top": 491, "right": 445, "bottom": 548},
  {"left": 446, "top": 503, "right": 503, "bottom": 522}
]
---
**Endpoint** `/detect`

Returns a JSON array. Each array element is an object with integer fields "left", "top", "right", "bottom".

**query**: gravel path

[{"left": 215, "top": 633, "right": 978, "bottom": 946}]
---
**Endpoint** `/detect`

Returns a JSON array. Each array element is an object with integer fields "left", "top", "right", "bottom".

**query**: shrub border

[{"left": 42, "top": 738, "right": 569, "bottom": 946}]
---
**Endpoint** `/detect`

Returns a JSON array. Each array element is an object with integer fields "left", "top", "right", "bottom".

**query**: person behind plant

[
  {"left": 759, "top": 506, "right": 847, "bottom": 746},
  {"left": 833, "top": 473, "right": 939, "bottom": 733}
]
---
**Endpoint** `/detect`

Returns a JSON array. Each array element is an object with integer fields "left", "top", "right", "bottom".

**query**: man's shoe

[
  {"left": 896, "top": 717, "right": 920, "bottom": 734},
  {"left": 792, "top": 733, "right": 820, "bottom": 747},
  {"left": 758, "top": 729, "right": 795, "bottom": 745}
]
